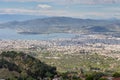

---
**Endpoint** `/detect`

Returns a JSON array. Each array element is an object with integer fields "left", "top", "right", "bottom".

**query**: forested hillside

[{"left": 0, "top": 51, "right": 57, "bottom": 79}]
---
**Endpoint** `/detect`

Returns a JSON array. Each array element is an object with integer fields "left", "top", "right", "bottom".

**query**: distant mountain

[
  {"left": 0, "top": 17, "right": 120, "bottom": 34},
  {"left": 0, "top": 14, "right": 47, "bottom": 23}
]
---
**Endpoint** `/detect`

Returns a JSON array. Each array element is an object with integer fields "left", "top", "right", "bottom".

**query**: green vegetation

[
  {"left": 0, "top": 51, "right": 120, "bottom": 80},
  {"left": 85, "top": 72, "right": 105, "bottom": 80},
  {"left": 35, "top": 52, "right": 120, "bottom": 74},
  {"left": 113, "top": 72, "right": 120, "bottom": 77},
  {"left": 0, "top": 51, "right": 57, "bottom": 79}
]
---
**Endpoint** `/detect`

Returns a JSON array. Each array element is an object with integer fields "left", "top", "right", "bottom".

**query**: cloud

[
  {"left": 1, "top": 0, "right": 120, "bottom": 4},
  {"left": 37, "top": 4, "right": 52, "bottom": 9},
  {"left": 0, "top": 8, "right": 81, "bottom": 17},
  {"left": 0, "top": 0, "right": 54, "bottom": 2},
  {"left": 0, "top": 8, "right": 35, "bottom": 14},
  {"left": 62, "top": 0, "right": 120, "bottom": 4},
  {"left": 0, "top": 8, "right": 68, "bottom": 16},
  {"left": 0, "top": 8, "right": 120, "bottom": 19}
]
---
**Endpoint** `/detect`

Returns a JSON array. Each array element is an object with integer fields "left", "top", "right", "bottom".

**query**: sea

[{"left": 0, "top": 28, "right": 77, "bottom": 40}]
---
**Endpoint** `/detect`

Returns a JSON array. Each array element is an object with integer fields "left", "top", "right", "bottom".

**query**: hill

[
  {"left": 0, "top": 51, "right": 57, "bottom": 79},
  {"left": 0, "top": 17, "right": 120, "bottom": 34}
]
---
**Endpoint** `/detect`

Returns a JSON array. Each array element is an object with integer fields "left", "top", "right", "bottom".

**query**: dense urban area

[{"left": 0, "top": 34, "right": 120, "bottom": 57}]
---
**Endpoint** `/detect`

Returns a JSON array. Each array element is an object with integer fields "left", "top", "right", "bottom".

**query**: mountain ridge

[{"left": 0, "top": 17, "right": 120, "bottom": 34}]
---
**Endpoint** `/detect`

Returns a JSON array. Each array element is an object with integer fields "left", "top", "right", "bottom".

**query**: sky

[{"left": 0, "top": 0, "right": 120, "bottom": 19}]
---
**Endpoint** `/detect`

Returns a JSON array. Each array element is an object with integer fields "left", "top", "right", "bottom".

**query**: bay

[{"left": 0, "top": 28, "right": 77, "bottom": 40}]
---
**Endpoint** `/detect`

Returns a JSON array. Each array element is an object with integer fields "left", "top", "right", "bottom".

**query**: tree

[
  {"left": 86, "top": 72, "right": 104, "bottom": 80},
  {"left": 113, "top": 72, "right": 120, "bottom": 77}
]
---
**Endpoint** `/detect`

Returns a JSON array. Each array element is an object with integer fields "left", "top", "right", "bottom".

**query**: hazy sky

[{"left": 0, "top": 0, "right": 120, "bottom": 19}]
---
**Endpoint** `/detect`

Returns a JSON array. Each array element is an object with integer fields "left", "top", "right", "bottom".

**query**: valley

[{"left": 0, "top": 33, "right": 120, "bottom": 73}]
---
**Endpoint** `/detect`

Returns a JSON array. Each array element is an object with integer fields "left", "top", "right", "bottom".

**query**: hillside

[
  {"left": 0, "top": 17, "right": 120, "bottom": 34},
  {"left": 0, "top": 51, "right": 57, "bottom": 79},
  {"left": 0, "top": 51, "right": 120, "bottom": 80}
]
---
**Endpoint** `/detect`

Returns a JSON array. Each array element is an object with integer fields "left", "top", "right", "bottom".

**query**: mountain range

[{"left": 0, "top": 17, "right": 120, "bottom": 34}]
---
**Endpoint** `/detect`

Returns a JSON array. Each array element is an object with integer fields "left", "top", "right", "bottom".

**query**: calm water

[{"left": 0, "top": 28, "right": 77, "bottom": 40}]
